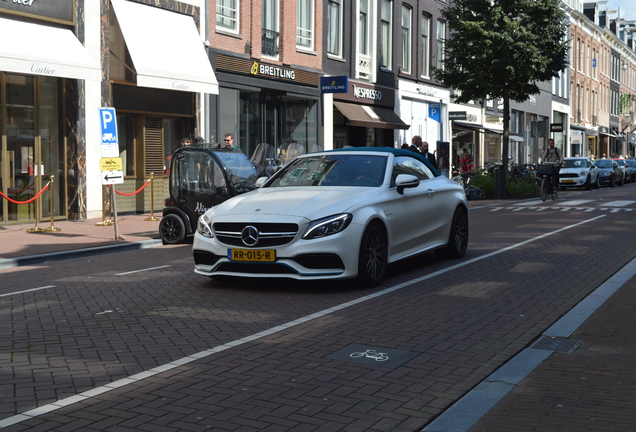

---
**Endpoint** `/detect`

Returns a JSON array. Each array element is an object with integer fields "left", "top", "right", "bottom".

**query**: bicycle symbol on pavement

[{"left": 349, "top": 349, "right": 389, "bottom": 361}]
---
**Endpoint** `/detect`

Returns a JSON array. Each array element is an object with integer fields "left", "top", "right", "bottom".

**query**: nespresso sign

[{"left": 0, "top": 0, "right": 75, "bottom": 26}]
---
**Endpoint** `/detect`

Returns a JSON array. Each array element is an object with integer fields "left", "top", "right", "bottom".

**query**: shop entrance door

[
  {"left": 1, "top": 73, "right": 65, "bottom": 224},
  {"left": 1, "top": 74, "right": 38, "bottom": 223}
]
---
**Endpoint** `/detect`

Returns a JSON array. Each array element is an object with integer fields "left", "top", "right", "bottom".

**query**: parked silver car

[{"left": 559, "top": 157, "right": 600, "bottom": 190}]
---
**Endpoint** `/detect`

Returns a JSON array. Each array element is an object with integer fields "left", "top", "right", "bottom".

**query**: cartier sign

[{"left": 1, "top": 0, "right": 75, "bottom": 25}]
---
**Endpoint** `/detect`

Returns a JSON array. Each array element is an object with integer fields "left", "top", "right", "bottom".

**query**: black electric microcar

[{"left": 159, "top": 145, "right": 259, "bottom": 244}]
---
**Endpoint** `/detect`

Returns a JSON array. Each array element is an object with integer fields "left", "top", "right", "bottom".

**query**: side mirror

[
  {"left": 395, "top": 174, "right": 420, "bottom": 195},
  {"left": 217, "top": 186, "right": 229, "bottom": 197},
  {"left": 255, "top": 176, "right": 269, "bottom": 188}
]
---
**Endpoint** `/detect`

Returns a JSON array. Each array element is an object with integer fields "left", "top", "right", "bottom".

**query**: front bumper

[{"left": 192, "top": 225, "right": 365, "bottom": 281}]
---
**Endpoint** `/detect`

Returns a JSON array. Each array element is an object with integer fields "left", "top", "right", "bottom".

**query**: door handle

[{"left": 426, "top": 189, "right": 435, "bottom": 197}]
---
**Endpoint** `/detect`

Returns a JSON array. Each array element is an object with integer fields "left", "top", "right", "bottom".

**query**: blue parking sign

[{"left": 99, "top": 107, "right": 119, "bottom": 157}]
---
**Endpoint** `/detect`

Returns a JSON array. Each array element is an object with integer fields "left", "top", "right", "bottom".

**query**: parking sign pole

[{"left": 111, "top": 185, "right": 120, "bottom": 240}]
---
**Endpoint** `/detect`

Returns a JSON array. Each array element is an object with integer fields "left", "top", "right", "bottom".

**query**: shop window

[{"left": 117, "top": 115, "right": 135, "bottom": 176}]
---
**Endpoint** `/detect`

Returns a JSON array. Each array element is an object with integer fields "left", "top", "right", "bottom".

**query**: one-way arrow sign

[{"left": 102, "top": 170, "right": 124, "bottom": 185}]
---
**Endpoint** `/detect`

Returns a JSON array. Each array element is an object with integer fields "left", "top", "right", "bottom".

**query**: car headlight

[
  {"left": 579, "top": 171, "right": 587, "bottom": 176},
  {"left": 197, "top": 214, "right": 214, "bottom": 238},
  {"left": 303, "top": 213, "right": 352, "bottom": 240}
]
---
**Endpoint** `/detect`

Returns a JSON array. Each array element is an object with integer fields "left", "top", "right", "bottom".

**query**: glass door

[
  {"left": 5, "top": 74, "right": 36, "bottom": 222},
  {"left": 1, "top": 73, "right": 66, "bottom": 224}
]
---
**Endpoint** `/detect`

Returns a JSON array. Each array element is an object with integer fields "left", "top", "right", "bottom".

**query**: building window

[
  {"left": 436, "top": 20, "right": 445, "bottom": 71},
  {"left": 297, "top": 0, "right": 313, "bottom": 49},
  {"left": 401, "top": 5, "right": 411, "bottom": 74},
  {"left": 359, "top": 0, "right": 369, "bottom": 56},
  {"left": 327, "top": 0, "right": 343, "bottom": 57},
  {"left": 216, "top": 0, "right": 239, "bottom": 32},
  {"left": 380, "top": 0, "right": 392, "bottom": 69},
  {"left": 421, "top": 14, "right": 430, "bottom": 77},
  {"left": 263, "top": 0, "right": 279, "bottom": 57}
]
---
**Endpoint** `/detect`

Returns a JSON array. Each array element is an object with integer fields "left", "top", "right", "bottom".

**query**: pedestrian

[
  {"left": 180, "top": 137, "right": 191, "bottom": 146},
  {"left": 223, "top": 133, "right": 235, "bottom": 149},
  {"left": 416, "top": 137, "right": 437, "bottom": 168},
  {"left": 401, "top": 143, "right": 410, "bottom": 150},
  {"left": 460, "top": 149, "right": 473, "bottom": 174},
  {"left": 193, "top": 136, "right": 204, "bottom": 144}
]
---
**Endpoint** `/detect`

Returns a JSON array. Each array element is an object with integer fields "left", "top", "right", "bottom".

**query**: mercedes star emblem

[{"left": 241, "top": 225, "right": 259, "bottom": 246}]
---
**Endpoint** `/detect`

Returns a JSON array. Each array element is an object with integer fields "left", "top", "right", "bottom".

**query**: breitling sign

[
  {"left": 216, "top": 55, "right": 319, "bottom": 86},
  {"left": 0, "top": 0, "right": 76, "bottom": 25}
]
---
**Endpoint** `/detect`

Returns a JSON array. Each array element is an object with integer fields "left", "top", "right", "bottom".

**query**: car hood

[{"left": 208, "top": 187, "right": 382, "bottom": 220}]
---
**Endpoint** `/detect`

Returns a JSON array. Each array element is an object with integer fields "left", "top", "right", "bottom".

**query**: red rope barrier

[
  {"left": 114, "top": 180, "right": 150, "bottom": 196},
  {"left": 8, "top": 181, "right": 35, "bottom": 195},
  {"left": 0, "top": 182, "right": 50, "bottom": 204}
]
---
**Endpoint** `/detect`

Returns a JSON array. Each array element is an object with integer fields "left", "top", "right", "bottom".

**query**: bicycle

[{"left": 536, "top": 162, "right": 559, "bottom": 202}]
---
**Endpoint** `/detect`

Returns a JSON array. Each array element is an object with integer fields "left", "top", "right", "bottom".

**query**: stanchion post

[
  {"left": 45, "top": 175, "right": 61, "bottom": 232},
  {"left": 145, "top": 173, "right": 158, "bottom": 221},
  {"left": 96, "top": 185, "right": 114, "bottom": 226},
  {"left": 27, "top": 182, "right": 46, "bottom": 233}
]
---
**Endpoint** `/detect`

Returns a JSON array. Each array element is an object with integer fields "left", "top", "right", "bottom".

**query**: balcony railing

[{"left": 262, "top": 29, "right": 279, "bottom": 57}]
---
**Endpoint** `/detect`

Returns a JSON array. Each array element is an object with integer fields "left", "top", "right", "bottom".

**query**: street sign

[
  {"left": 320, "top": 75, "right": 348, "bottom": 93},
  {"left": 99, "top": 107, "right": 119, "bottom": 158},
  {"left": 102, "top": 170, "right": 124, "bottom": 185},
  {"left": 100, "top": 157, "right": 122, "bottom": 171},
  {"left": 428, "top": 103, "right": 440, "bottom": 122}
]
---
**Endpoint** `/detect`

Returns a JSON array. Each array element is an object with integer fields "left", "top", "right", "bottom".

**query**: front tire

[
  {"left": 436, "top": 206, "right": 469, "bottom": 259},
  {"left": 160, "top": 214, "right": 186, "bottom": 244},
  {"left": 356, "top": 221, "right": 388, "bottom": 287},
  {"left": 584, "top": 175, "right": 591, "bottom": 190},
  {"left": 594, "top": 175, "right": 600, "bottom": 189},
  {"left": 541, "top": 178, "right": 548, "bottom": 201}
]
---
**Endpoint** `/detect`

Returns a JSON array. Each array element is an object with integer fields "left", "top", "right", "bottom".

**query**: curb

[{"left": 0, "top": 239, "right": 163, "bottom": 270}]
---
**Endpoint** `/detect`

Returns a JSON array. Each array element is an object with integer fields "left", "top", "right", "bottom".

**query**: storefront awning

[
  {"left": 111, "top": 0, "right": 219, "bottom": 94},
  {"left": 0, "top": 17, "right": 100, "bottom": 81},
  {"left": 508, "top": 135, "right": 524, "bottom": 142},
  {"left": 334, "top": 102, "right": 410, "bottom": 130},
  {"left": 452, "top": 121, "right": 481, "bottom": 131}
]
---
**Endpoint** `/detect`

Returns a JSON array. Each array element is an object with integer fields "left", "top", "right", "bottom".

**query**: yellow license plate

[
  {"left": 562, "top": 180, "right": 574, "bottom": 183},
  {"left": 228, "top": 249, "right": 276, "bottom": 262}
]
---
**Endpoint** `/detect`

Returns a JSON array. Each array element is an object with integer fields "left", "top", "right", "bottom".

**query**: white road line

[
  {"left": 116, "top": 265, "right": 171, "bottom": 275},
  {"left": 0, "top": 215, "right": 607, "bottom": 429},
  {"left": 0, "top": 286, "right": 56, "bottom": 298},
  {"left": 603, "top": 200, "right": 636, "bottom": 207}
]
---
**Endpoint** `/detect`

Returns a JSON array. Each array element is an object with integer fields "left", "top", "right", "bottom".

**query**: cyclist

[{"left": 541, "top": 139, "right": 563, "bottom": 191}]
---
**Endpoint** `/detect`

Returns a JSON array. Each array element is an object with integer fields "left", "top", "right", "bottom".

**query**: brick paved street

[{"left": 1, "top": 186, "right": 636, "bottom": 431}]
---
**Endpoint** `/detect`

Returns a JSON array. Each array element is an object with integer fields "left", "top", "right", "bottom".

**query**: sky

[{"left": 603, "top": 1, "right": 636, "bottom": 21}]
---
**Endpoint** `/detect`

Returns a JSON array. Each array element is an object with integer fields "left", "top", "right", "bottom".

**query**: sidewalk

[{"left": 0, "top": 213, "right": 162, "bottom": 269}]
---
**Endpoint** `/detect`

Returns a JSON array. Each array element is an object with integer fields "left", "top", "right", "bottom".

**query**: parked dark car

[
  {"left": 624, "top": 159, "right": 636, "bottom": 182},
  {"left": 160, "top": 145, "right": 259, "bottom": 244},
  {"left": 593, "top": 159, "right": 623, "bottom": 187},
  {"left": 612, "top": 159, "right": 631, "bottom": 184}
]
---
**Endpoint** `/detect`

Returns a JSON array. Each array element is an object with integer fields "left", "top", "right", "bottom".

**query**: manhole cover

[
  {"left": 325, "top": 344, "right": 419, "bottom": 369},
  {"left": 532, "top": 336, "right": 582, "bottom": 353}
]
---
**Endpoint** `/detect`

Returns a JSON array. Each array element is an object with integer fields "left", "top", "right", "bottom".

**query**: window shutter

[{"left": 144, "top": 116, "right": 164, "bottom": 176}]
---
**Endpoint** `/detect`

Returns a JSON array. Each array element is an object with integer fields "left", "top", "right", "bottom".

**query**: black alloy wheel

[
  {"left": 160, "top": 214, "right": 186, "bottom": 244},
  {"left": 357, "top": 221, "right": 388, "bottom": 287},
  {"left": 436, "top": 206, "right": 469, "bottom": 259}
]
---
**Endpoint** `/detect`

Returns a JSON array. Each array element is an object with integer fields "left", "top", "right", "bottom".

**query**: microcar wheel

[
  {"left": 160, "top": 214, "right": 186, "bottom": 244},
  {"left": 436, "top": 206, "right": 469, "bottom": 259},
  {"left": 357, "top": 221, "right": 388, "bottom": 287}
]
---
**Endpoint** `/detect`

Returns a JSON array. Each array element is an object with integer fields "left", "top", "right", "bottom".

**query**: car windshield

[
  {"left": 213, "top": 151, "right": 259, "bottom": 193},
  {"left": 614, "top": 160, "right": 625, "bottom": 166},
  {"left": 626, "top": 160, "right": 635, "bottom": 167},
  {"left": 563, "top": 159, "right": 586, "bottom": 168},
  {"left": 267, "top": 154, "right": 387, "bottom": 187},
  {"left": 594, "top": 160, "right": 612, "bottom": 168}
]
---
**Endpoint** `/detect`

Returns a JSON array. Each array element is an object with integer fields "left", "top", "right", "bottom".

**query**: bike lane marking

[
  {"left": 0, "top": 286, "right": 56, "bottom": 298},
  {"left": 0, "top": 215, "right": 608, "bottom": 429},
  {"left": 116, "top": 265, "right": 171, "bottom": 275}
]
